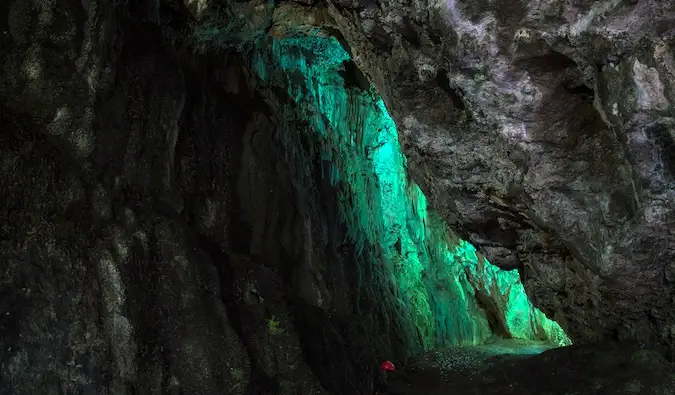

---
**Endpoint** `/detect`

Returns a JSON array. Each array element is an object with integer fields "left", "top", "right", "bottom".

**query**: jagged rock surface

[
  {"left": 325, "top": 0, "right": 675, "bottom": 356},
  {"left": 0, "top": 1, "right": 391, "bottom": 394}
]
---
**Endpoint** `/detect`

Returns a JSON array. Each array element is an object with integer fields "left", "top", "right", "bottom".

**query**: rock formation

[
  {"left": 1, "top": 0, "right": 674, "bottom": 394},
  {"left": 325, "top": 0, "right": 675, "bottom": 358}
]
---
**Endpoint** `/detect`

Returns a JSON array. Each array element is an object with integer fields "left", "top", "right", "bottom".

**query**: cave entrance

[{"left": 247, "top": 31, "right": 570, "bottom": 391}]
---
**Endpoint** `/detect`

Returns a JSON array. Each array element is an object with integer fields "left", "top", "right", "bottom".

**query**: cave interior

[{"left": 1, "top": 0, "right": 675, "bottom": 394}]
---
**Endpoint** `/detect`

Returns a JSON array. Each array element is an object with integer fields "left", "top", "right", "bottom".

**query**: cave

[{"left": 1, "top": 0, "right": 675, "bottom": 394}]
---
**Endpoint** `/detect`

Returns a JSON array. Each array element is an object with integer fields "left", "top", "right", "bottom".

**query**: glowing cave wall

[{"left": 249, "top": 35, "right": 571, "bottom": 350}]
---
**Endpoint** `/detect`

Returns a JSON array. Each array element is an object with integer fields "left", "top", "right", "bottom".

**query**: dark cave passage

[
  {"left": 247, "top": 34, "right": 570, "bottom": 348},
  {"left": 237, "top": 33, "right": 573, "bottom": 394}
]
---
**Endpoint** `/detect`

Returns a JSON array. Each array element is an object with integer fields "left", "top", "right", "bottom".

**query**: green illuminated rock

[{"left": 250, "top": 35, "right": 570, "bottom": 350}]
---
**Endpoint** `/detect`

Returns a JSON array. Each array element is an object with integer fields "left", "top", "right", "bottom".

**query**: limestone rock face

[
  {"left": 0, "top": 1, "right": 369, "bottom": 394},
  {"left": 0, "top": 2, "right": 255, "bottom": 389},
  {"left": 325, "top": 0, "right": 675, "bottom": 355}
]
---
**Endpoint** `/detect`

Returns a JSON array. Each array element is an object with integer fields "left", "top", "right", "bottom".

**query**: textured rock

[
  {"left": 3, "top": 0, "right": 675, "bottom": 393},
  {"left": 0, "top": 3, "right": 254, "bottom": 390},
  {"left": 0, "top": 1, "right": 352, "bottom": 393},
  {"left": 325, "top": 0, "right": 675, "bottom": 356}
]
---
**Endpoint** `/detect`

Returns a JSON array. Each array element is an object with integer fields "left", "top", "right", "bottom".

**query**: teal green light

[{"left": 250, "top": 35, "right": 571, "bottom": 350}]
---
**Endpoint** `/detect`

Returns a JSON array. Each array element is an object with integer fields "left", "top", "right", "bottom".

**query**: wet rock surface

[{"left": 390, "top": 342, "right": 675, "bottom": 395}]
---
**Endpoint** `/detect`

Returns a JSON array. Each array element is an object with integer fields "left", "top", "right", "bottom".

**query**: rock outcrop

[
  {"left": 325, "top": 0, "right": 675, "bottom": 356},
  {"left": 0, "top": 1, "right": 385, "bottom": 393}
]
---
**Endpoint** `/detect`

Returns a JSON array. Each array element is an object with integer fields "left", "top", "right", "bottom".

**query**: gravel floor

[
  {"left": 385, "top": 340, "right": 675, "bottom": 395},
  {"left": 386, "top": 339, "right": 558, "bottom": 394}
]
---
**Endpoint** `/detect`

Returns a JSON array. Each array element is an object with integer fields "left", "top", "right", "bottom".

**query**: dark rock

[
  {"left": 0, "top": 1, "right": 334, "bottom": 393},
  {"left": 327, "top": 0, "right": 675, "bottom": 357}
]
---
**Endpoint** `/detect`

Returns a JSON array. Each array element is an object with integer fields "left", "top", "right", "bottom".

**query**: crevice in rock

[
  {"left": 435, "top": 68, "right": 466, "bottom": 111},
  {"left": 338, "top": 60, "right": 371, "bottom": 91},
  {"left": 471, "top": 281, "right": 513, "bottom": 339},
  {"left": 367, "top": 25, "right": 394, "bottom": 53},
  {"left": 514, "top": 50, "right": 578, "bottom": 72},
  {"left": 648, "top": 120, "right": 675, "bottom": 178},
  {"left": 197, "top": 235, "right": 281, "bottom": 395}
]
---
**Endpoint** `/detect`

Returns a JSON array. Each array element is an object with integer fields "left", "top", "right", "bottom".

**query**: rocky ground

[{"left": 388, "top": 341, "right": 675, "bottom": 395}]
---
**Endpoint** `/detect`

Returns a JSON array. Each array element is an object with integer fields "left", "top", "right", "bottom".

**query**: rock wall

[
  {"left": 248, "top": 33, "right": 569, "bottom": 350},
  {"left": 325, "top": 0, "right": 675, "bottom": 357},
  {"left": 0, "top": 1, "right": 387, "bottom": 393}
]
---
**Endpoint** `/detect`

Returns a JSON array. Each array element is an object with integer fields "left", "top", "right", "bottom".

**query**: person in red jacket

[{"left": 374, "top": 360, "right": 396, "bottom": 394}]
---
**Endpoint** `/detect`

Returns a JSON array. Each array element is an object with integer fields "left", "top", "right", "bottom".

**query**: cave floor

[{"left": 386, "top": 340, "right": 675, "bottom": 395}]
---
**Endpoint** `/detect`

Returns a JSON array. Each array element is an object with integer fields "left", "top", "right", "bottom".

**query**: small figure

[{"left": 374, "top": 360, "right": 396, "bottom": 394}]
